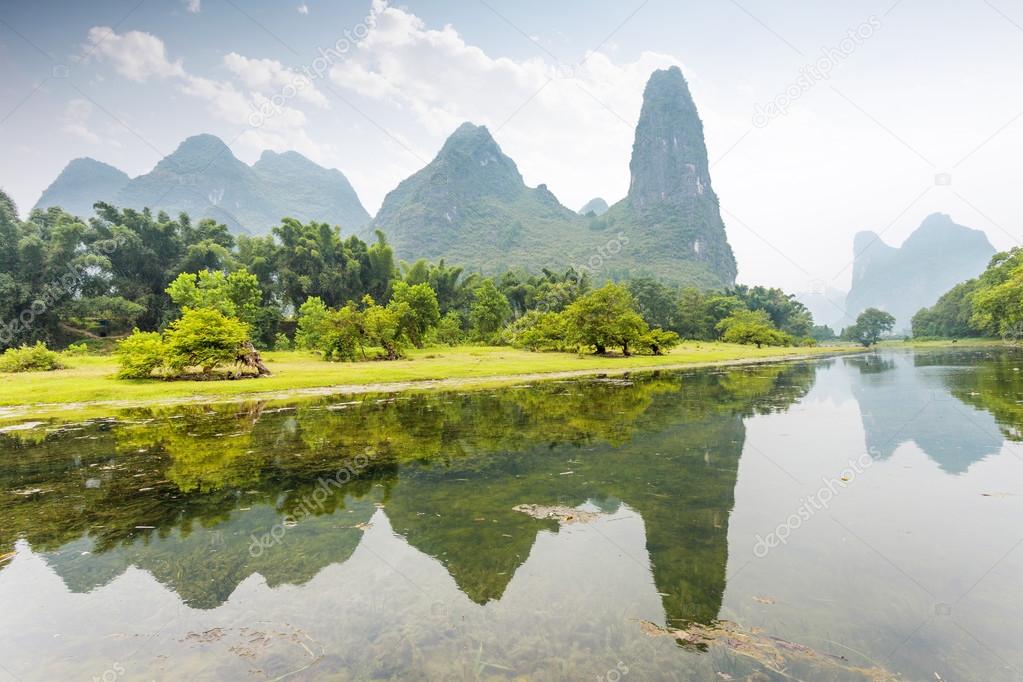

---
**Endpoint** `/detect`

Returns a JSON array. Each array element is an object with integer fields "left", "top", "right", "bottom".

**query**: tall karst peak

[
  {"left": 598, "top": 66, "right": 737, "bottom": 288},
  {"left": 628, "top": 66, "right": 709, "bottom": 207}
]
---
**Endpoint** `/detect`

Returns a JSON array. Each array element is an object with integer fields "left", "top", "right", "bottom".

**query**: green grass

[{"left": 0, "top": 343, "right": 858, "bottom": 415}]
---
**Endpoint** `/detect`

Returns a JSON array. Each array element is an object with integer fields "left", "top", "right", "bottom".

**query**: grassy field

[{"left": 0, "top": 343, "right": 861, "bottom": 414}]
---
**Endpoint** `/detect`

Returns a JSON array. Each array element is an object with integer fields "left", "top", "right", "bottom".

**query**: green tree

[
  {"left": 322, "top": 301, "right": 367, "bottom": 362},
  {"left": 969, "top": 249, "right": 1023, "bottom": 337},
  {"left": 166, "top": 268, "right": 275, "bottom": 347},
  {"left": 507, "top": 310, "right": 569, "bottom": 351},
  {"left": 388, "top": 281, "right": 440, "bottom": 348},
  {"left": 717, "top": 309, "right": 789, "bottom": 348},
  {"left": 628, "top": 277, "right": 677, "bottom": 329},
  {"left": 164, "top": 308, "right": 251, "bottom": 374},
  {"left": 848, "top": 308, "right": 895, "bottom": 346},
  {"left": 116, "top": 330, "right": 168, "bottom": 379},
  {"left": 470, "top": 279, "right": 512, "bottom": 341},
  {"left": 911, "top": 280, "right": 981, "bottom": 338},
  {"left": 295, "top": 297, "right": 331, "bottom": 351},
  {"left": 730, "top": 285, "right": 813, "bottom": 337},
  {"left": 563, "top": 283, "right": 648, "bottom": 355},
  {"left": 639, "top": 328, "right": 682, "bottom": 355},
  {"left": 364, "top": 301, "right": 405, "bottom": 360},
  {"left": 432, "top": 312, "right": 464, "bottom": 346},
  {"left": 674, "top": 287, "right": 712, "bottom": 340},
  {"left": 810, "top": 325, "right": 837, "bottom": 342}
]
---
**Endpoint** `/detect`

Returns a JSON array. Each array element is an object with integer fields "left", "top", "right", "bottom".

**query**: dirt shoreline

[{"left": 0, "top": 348, "right": 864, "bottom": 423}]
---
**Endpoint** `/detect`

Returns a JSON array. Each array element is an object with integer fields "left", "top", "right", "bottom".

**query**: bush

[
  {"left": 164, "top": 308, "right": 251, "bottom": 374},
  {"left": 273, "top": 332, "right": 292, "bottom": 351},
  {"left": 0, "top": 342, "right": 65, "bottom": 373},
  {"left": 432, "top": 311, "right": 464, "bottom": 346},
  {"left": 507, "top": 311, "right": 570, "bottom": 351},
  {"left": 116, "top": 330, "right": 168, "bottom": 379},
  {"left": 389, "top": 281, "right": 440, "bottom": 348},
  {"left": 64, "top": 342, "right": 89, "bottom": 356},
  {"left": 295, "top": 297, "right": 330, "bottom": 351}
]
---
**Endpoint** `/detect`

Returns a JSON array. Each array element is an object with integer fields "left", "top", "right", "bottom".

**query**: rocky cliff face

[
  {"left": 601, "top": 66, "right": 737, "bottom": 288},
  {"left": 844, "top": 213, "right": 995, "bottom": 331}
]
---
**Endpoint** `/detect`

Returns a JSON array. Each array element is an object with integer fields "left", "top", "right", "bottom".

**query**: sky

[{"left": 1, "top": 0, "right": 1021, "bottom": 293}]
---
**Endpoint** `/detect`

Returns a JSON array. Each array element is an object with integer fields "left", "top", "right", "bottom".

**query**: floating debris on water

[
  {"left": 637, "top": 619, "right": 900, "bottom": 681},
  {"left": 513, "top": 504, "right": 601, "bottom": 524}
]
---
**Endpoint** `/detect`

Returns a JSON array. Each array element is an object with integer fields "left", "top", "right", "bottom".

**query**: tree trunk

[
  {"left": 237, "top": 342, "right": 272, "bottom": 376},
  {"left": 595, "top": 344, "right": 606, "bottom": 355}
]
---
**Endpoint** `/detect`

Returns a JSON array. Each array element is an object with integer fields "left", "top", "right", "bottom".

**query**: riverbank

[{"left": 0, "top": 343, "right": 862, "bottom": 422}]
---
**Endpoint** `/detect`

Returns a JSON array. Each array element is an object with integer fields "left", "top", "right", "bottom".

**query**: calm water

[{"left": 1, "top": 349, "right": 1022, "bottom": 681}]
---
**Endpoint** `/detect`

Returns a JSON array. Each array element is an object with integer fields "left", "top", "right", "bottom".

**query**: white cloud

[
  {"left": 223, "top": 52, "right": 328, "bottom": 108},
  {"left": 185, "top": 0, "right": 201, "bottom": 13},
  {"left": 61, "top": 99, "right": 100, "bottom": 143},
  {"left": 328, "top": 1, "right": 690, "bottom": 209},
  {"left": 297, "top": 4, "right": 309, "bottom": 15},
  {"left": 85, "top": 26, "right": 185, "bottom": 82},
  {"left": 83, "top": 27, "right": 327, "bottom": 162}
]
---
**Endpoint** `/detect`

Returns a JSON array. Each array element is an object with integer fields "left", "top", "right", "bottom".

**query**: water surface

[{"left": 1, "top": 349, "right": 1021, "bottom": 680}]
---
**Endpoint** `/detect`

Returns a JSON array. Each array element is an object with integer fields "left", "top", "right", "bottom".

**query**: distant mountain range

[
  {"left": 578, "top": 197, "right": 609, "bottom": 216},
  {"left": 795, "top": 286, "right": 848, "bottom": 330},
  {"left": 33, "top": 67, "right": 738, "bottom": 288},
  {"left": 34, "top": 134, "right": 370, "bottom": 235},
  {"left": 34, "top": 158, "right": 130, "bottom": 220},
  {"left": 844, "top": 213, "right": 995, "bottom": 332}
]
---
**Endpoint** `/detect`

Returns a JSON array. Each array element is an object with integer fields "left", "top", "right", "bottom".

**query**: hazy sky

[{"left": 1, "top": 0, "right": 1021, "bottom": 292}]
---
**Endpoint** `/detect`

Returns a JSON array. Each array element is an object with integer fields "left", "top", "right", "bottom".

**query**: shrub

[
  {"left": 507, "top": 311, "right": 570, "bottom": 351},
  {"left": 116, "top": 330, "right": 168, "bottom": 379},
  {"left": 273, "top": 332, "right": 292, "bottom": 351},
  {"left": 364, "top": 303, "right": 406, "bottom": 360},
  {"left": 295, "top": 297, "right": 330, "bottom": 351},
  {"left": 64, "top": 342, "right": 89, "bottom": 356},
  {"left": 432, "top": 311, "right": 464, "bottom": 346},
  {"left": 389, "top": 281, "right": 440, "bottom": 348},
  {"left": 470, "top": 279, "right": 512, "bottom": 341},
  {"left": 164, "top": 308, "right": 251, "bottom": 375},
  {"left": 0, "top": 342, "right": 65, "bottom": 373},
  {"left": 322, "top": 302, "right": 366, "bottom": 362}
]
